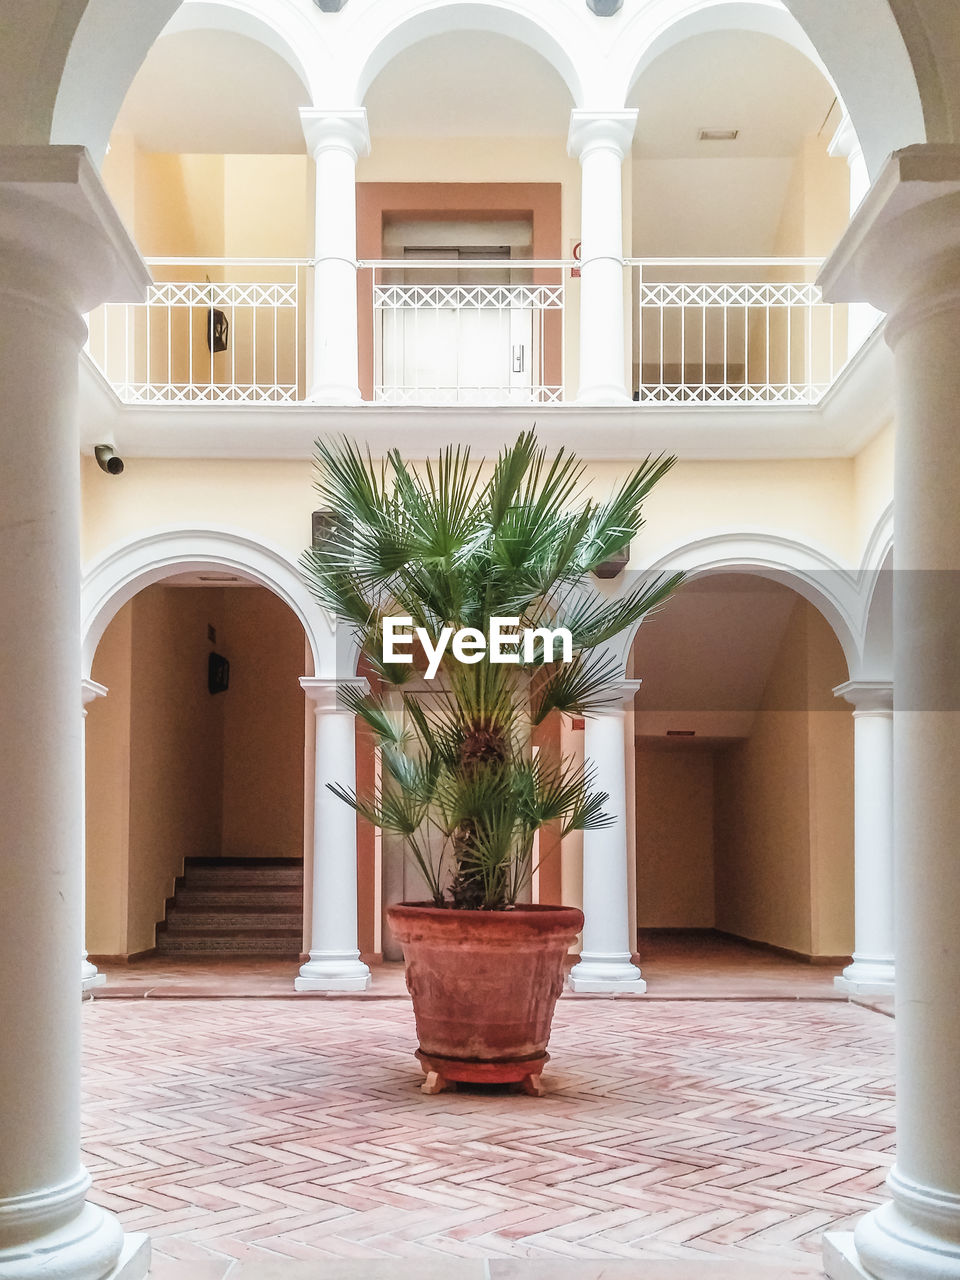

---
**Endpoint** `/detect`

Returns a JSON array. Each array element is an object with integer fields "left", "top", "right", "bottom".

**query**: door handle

[{"left": 512, "top": 344, "right": 525, "bottom": 373}]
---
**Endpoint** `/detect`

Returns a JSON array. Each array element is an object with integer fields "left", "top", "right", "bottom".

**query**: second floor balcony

[{"left": 86, "top": 255, "right": 874, "bottom": 412}]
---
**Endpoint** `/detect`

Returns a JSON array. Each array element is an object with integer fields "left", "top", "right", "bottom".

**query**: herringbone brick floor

[{"left": 81, "top": 999, "right": 893, "bottom": 1276}]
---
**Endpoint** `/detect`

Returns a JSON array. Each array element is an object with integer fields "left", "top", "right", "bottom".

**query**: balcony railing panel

[
  {"left": 630, "top": 259, "right": 846, "bottom": 406},
  {"left": 84, "top": 255, "right": 865, "bottom": 410},
  {"left": 85, "top": 259, "right": 308, "bottom": 404},
  {"left": 365, "top": 260, "right": 565, "bottom": 406}
]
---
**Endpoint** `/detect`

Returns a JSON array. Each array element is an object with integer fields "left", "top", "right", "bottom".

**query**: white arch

[
  {"left": 51, "top": 0, "right": 329, "bottom": 163},
  {"left": 856, "top": 503, "right": 894, "bottom": 677},
  {"left": 618, "top": 0, "right": 838, "bottom": 105},
  {"left": 349, "top": 0, "right": 587, "bottom": 110},
  {"left": 608, "top": 529, "right": 865, "bottom": 676},
  {"left": 612, "top": 0, "right": 925, "bottom": 179},
  {"left": 81, "top": 526, "right": 342, "bottom": 679}
]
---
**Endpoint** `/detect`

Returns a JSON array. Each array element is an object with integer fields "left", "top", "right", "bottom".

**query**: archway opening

[
  {"left": 357, "top": 24, "right": 574, "bottom": 404},
  {"left": 85, "top": 572, "right": 311, "bottom": 965},
  {"left": 627, "top": 571, "right": 854, "bottom": 970},
  {"left": 626, "top": 26, "right": 852, "bottom": 401}
]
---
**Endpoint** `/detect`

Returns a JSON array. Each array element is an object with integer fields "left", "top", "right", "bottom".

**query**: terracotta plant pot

[{"left": 387, "top": 902, "right": 584, "bottom": 1093}]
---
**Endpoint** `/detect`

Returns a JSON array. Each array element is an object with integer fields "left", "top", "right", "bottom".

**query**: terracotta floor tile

[{"left": 82, "top": 996, "right": 890, "bottom": 1268}]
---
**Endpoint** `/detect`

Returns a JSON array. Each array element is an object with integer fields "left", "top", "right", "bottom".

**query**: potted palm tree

[{"left": 301, "top": 431, "right": 681, "bottom": 1093}]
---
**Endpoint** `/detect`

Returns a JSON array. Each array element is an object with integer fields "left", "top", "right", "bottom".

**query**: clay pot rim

[
  {"left": 387, "top": 901, "right": 584, "bottom": 943},
  {"left": 388, "top": 901, "right": 583, "bottom": 921}
]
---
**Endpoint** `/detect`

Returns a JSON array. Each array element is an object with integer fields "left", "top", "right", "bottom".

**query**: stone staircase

[{"left": 156, "top": 857, "right": 304, "bottom": 958}]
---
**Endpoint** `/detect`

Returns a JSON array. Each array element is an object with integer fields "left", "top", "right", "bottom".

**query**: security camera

[{"left": 94, "top": 445, "right": 124, "bottom": 475}]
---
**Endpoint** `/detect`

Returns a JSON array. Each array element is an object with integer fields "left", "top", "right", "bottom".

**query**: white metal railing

[
  {"left": 83, "top": 255, "right": 864, "bottom": 410},
  {"left": 85, "top": 259, "right": 308, "bottom": 404},
  {"left": 629, "top": 258, "right": 846, "bottom": 405},
  {"left": 364, "top": 259, "right": 566, "bottom": 406}
]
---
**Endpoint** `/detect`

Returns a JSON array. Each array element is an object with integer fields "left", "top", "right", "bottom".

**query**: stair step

[
  {"left": 175, "top": 888, "right": 303, "bottom": 909},
  {"left": 166, "top": 910, "right": 303, "bottom": 931},
  {"left": 157, "top": 858, "right": 305, "bottom": 957},
  {"left": 183, "top": 865, "right": 303, "bottom": 888},
  {"left": 156, "top": 935, "right": 301, "bottom": 956}
]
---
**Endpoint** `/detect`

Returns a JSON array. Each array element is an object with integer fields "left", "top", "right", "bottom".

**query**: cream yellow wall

[
  {"left": 713, "top": 597, "right": 853, "bottom": 957},
  {"left": 125, "top": 586, "right": 226, "bottom": 953},
  {"left": 219, "top": 588, "right": 305, "bottom": 858},
  {"left": 854, "top": 421, "right": 894, "bottom": 559},
  {"left": 714, "top": 600, "right": 813, "bottom": 953},
  {"left": 86, "top": 603, "right": 133, "bottom": 956},
  {"left": 774, "top": 136, "right": 849, "bottom": 258},
  {"left": 628, "top": 458, "right": 858, "bottom": 568},
  {"left": 635, "top": 748, "right": 715, "bottom": 928},
  {"left": 101, "top": 139, "right": 311, "bottom": 259},
  {"left": 805, "top": 609, "right": 855, "bottom": 956},
  {"left": 80, "top": 455, "right": 861, "bottom": 574}
]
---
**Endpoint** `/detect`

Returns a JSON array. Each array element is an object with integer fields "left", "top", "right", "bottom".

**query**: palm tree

[{"left": 301, "top": 430, "right": 682, "bottom": 911}]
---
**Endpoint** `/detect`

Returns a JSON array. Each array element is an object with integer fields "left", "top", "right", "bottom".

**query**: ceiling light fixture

[{"left": 698, "top": 128, "right": 739, "bottom": 142}]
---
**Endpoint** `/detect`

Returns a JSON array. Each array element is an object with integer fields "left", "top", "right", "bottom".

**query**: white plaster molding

[
  {"left": 834, "top": 679, "right": 893, "bottom": 713},
  {"left": 300, "top": 675, "right": 369, "bottom": 709},
  {"left": 0, "top": 146, "right": 149, "bottom": 315},
  {"left": 567, "top": 109, "right": 638, "bottom": 162},
  {"left": 820, "top": 144, "right": 960, "bottom": 312},
  {"left": 78, "top": 327, "right": 896, "bottom": 463},
  {"left": 300, "top": 108, "right": 370, "bottom": 161},
  {"left": 0, "top": 1172, "right": 148, "bottom": 1280},
  {"left": 80, "top": 679, "right": 108, "bottom": 709},
  {"left": 80, "top": 527, "right": 343, "bottom": 679},
  {"left": 348, "top": 0, "right": 588, "bottom": 110},
  {"left": 614, "top": 529, "right": 864, "bottom": 677},
  {"left": 859, "top": 502, "right": 894, "bottom": 578},
  {"left": 162, "top": 0, "right": 328, "bottom": 103}
]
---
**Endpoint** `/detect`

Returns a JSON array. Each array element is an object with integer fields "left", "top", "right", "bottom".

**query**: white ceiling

[
  {"left": 113, "top": 30, "right": 309, "bottom": 154},
  {"left": 364, "top": 31, "right": 573, "bottom": 137},
  {"left": 629, "top": 30, "right": 836, "bottom": 159}
]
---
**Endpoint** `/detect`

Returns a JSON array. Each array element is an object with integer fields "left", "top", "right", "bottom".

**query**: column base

[
  {"left": 575, "top": 385, "right": 633, "bottom": 406},
  {"left": 294, "top": 951, "right": 371, "bottom": 992},
  {"left": 0, "top": 1203, "right": 149, "bottom": 1280},
  {"left": 826, "top": 1174, "right": 960, "bottom": 1280},
  {"left": 82, "top": 960, "right": 106, "bottom": 993},
  {"left": 567, "top": 954, "right": 646, "bottom": 994},
  {"left": 307, "top": 385, "right": 363, "bottom": 406},
  {"left": 834, "top": 955, "right": 895, "bottom": 996},
  {"left": 824, "top": 1232, "right": 873, "bottom": 1279}
]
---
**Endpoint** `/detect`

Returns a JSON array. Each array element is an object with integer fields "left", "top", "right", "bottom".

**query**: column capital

[
  {"left": 300, "top": 675, "right": 368, "bottom": 713},
  {"left": 80, "top": 678, "right": 108, "bottom": 710},
  {"left": 300, "top": 108, "right": 370, "bottom": 161},
  {"left": 588, "top": 679, "right": 643, "bottom": 715},
  {"left": 834, "top": 679, "right": 893, "bottom": 713},
  {"left": 819, "top": 144, "right": 960, "bottom": 335},
  {"left": 0, "top": 146, "right": 149, "bottom": 316},
  {"left": 567, "top": 110, "right": 638, "bottom": 163},
  {"left": 827, "top": 113, "right": 862, "bottom": 166}
]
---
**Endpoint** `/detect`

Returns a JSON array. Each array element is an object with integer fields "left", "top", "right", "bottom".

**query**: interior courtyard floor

[
  {"left": 90, "top": 932, "right": 894, "bottom": 1015},
  {"left": 82, "top": 935, "right": 895, "bottom": 1279}
]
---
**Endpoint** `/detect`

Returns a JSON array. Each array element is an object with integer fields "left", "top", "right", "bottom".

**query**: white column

[
  {"left": 819, "top": 145, "right": 960, "bottom": 1280},
  {"left": 568, "top": 681, "right": 645, "bottom": 992},
  {"left": 81, "top": 679, "right": 108, "bottom": 993},
  {"left": 833, "top": 681, "right": 895, "bottom": 996},
  {"left": 0, "top": 147, "right": 149, "bottom": 1280},
  {"left": 828, "top": 113, "right": 880, "bottom": 355},
  {"left": 568, "top": 110, "right": 637, "bottom": 405},
  {"left": 301, "top": 108, "right": 369, "bottom": 404},
  {"left": 296, "top": 677, "right": 372, "bottom": 991}
]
